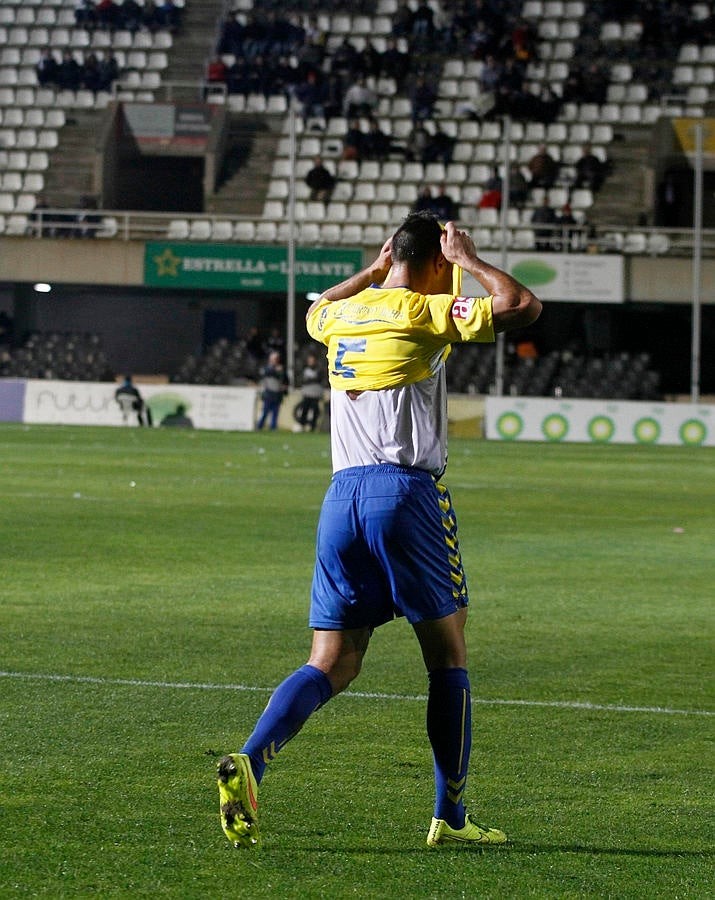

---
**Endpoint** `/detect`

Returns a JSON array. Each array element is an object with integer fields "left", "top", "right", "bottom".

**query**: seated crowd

[{"left": 74, "top": 0, "right": 183, "bottom": 34}]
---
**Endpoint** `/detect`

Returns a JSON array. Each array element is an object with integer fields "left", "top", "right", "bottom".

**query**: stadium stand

[{"left": 0, "top": 0, "right": 712, "bottom": 400}]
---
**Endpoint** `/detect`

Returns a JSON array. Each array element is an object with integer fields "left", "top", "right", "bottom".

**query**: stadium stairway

[
  {"left": 587, "top": 125, "right": 652, "bottom": 227},
  {"left": 205, "top": 114, "right": 283, "bottom": 218},
  {"left": 161, "top": 0, "right": 225, "bottom": 88},
  {"left": 43, "top": 109, "right": 97, "bottom": 208}
]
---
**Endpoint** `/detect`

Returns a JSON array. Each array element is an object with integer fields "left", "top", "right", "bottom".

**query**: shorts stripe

[{"left": 310, "top": 466, "right": 469, "bottom": 630}]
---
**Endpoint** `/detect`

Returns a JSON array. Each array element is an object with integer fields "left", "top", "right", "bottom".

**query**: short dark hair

[{"left": 391, "top": 211, "right": 443, "bottom": 273}]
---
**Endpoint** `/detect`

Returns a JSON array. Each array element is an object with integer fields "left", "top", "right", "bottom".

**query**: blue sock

[
  {"left": 427, "top": 667, "right": 472, "bottom": 829},
  {"left": 240, "top": 664, "right": 333, "bottom": 784}
]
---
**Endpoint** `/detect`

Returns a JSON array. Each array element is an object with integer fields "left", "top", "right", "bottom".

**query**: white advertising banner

[
  {"left": 22, "top": 380, "right": 258, "bottom": 431},
  {"left": 463, "top": 253, "right": 624, "bottom": 303},
  {"left": 486, "top": 397, "right": 715, "bottom": 447}
]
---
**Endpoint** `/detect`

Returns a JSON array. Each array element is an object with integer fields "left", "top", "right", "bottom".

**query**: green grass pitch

[{"left": 1, "top": 424, "right": 713, "bottom": 898}]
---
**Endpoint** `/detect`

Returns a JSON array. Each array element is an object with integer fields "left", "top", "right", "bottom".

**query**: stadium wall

[{"left": 2, "top": 238, "right": 715, "bottom": 304}]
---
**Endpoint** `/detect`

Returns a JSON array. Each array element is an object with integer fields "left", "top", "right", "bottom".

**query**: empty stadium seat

[{"left": 167, "top": 219, "right": 189, "bottom": 240}]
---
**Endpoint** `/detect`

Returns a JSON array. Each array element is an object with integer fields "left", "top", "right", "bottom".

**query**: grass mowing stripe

[{"left": 2, "top": 670, "right": 712, "bottom": 717}]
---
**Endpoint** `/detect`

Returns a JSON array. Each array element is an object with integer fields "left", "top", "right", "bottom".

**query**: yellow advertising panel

[{"left": 672, "top": 118, "right": 715, "bottom": 154}]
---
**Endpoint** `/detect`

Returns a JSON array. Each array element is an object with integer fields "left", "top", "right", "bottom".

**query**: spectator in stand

[
  {"left": 218, "top": 12, "right": 245, "bottom": 56},
  {"left": 75, "top": 1, "right": 97, "bottom": 30},
  {"left": 97, "top": 49, "right": 120, "bottom": 92},
  {"left": 527, "top": 144, "right": 558, "bottom": 190},
  {"left": 381, "top": 39, "right": 409, "bottom": 90},
  {"left": 322, "top": 73, "right": 345, "bottom": 122},
  {"left": 411, "top": 0, "right": 435, "bottom": 42},
  {"left": 81, "top": 53, "right": 102, "bottom": 93},
  {"left": 555, "top": 202, "right": 579, "bottom": 252},
  {"left": 119, "top": 0, "right": 143, "bottom": 33},
  {"left": 263, "top": 10, "right": 296, "bottom": 57},
  {"left": 96, "top": 0, "right": 119, "bottom": 31},
  {"left": 567, "top": 62, "right": 609, "bottom": 105},
  {"left": 342, "top": 118, "right": 364, "bottom": 162},
  {"left": 360, "top": 41, "right": 383, "bottom": 80},
  {"left": 531, "top": 197, "right": 557, "bottom": 251},
  {"left": 330, "top": 37, "right": 361, "bottom": 81},
  {"left": 155, "top": 0, "right": 181, "bottom": 32},
  {"left": 206, "top": 56, "right": 228, "bottom": 92},
  {"left": 57, "top": 50, "right": 82, "bottom": 91},
  {"left": 392, "top": 0, "right": 414, "bottom": 39},
  {"left": 293, "top": 70, "right": 326, "bottom": 124},
  {"left": 508, "top": 164, "right": 529, "bottom": 209},
  {"left": 406, "top": 121, "right": 430, "bottom": 162},
  {"left": 423, "top": 125, "right": 455, "bottom": 165},
  {"left": 534, "top": 86, "right": 561, "bottom": 124},
  {"left": 36, "top": 48, "right": 59, "bottom": 87},
  {"left": 491, "top": 57, "right": 526, "bottom": 118},
  {"left": 432, "top": 183, "right": 458, "bottom": 221},
  {"left": 304, "top": 15, "right": 328, "bottom": 55},
  {"left": 362, "top": 118, "right": 392, "bottom": 162},
  {"left": 342, "top": 76, "right": 378, "bottom": 119},
  {"left": 479, "top": 54, "right": 503, "bottom": 93},
  {"left": 29, "top": 194, "right": 53, "bottom": 237},
  {"left": 409, "top": 76, "right": 437, "bottom": 123},
  {"left": 511, "top": 18, "right": 538, "bottom": 63},
  {"left": 479, "top": 166, "right": 502, "bottom": 211},
  {"left": 76, "top": 195, "right": 101, "bottom": 238},
  {"left": 226, "top": 56, "right": 249, "bottom": 95},
  {"left": 305, "top": 156, "right": 336, "bottom": 203},
  {"left": 467, "top": 20, "right": 495, "bottom": 60},
  {"left": 574, "top": 144, "right": 604, "bottom": 192},
  {"left": 413, "top": 185, "right": 435, "bottom": 214}
]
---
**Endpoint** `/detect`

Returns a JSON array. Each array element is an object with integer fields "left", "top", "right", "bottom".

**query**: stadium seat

[
  {"left": 2, "top": 173, "right": 22, "bottom": 191},
  {"left": 254, "top": 221, "right": 278, "bottom": 242},
  {"left": 646, "top": 233, "right": 671, "bottom": 255},
  {"left": 167, "top": 219, "right": 189, "bottom": 240},
  {"left": 623, "top": 232, "right": 647, "bottom": 253},
  {"left": 341, "top": 223, "right": 363, "bottom": 245},
  {"left": 96, "top": 217, "right": 119, "bottom": 238},
  {"left": 5, "top": 214, "right": 28, "bottom": 235},
  {"left": 211, "top": 219, "right": 233, "bottom": 241},
  {"left": 233, "top": 221, "right": 257, "bottom": 241},
  {"left": 319, "top": 222, "right": 342, "bottom": 244}
]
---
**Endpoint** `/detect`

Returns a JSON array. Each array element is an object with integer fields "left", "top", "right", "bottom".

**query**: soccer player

[{"left": 218, "top": 213, "right": 542, "bottom": 849}]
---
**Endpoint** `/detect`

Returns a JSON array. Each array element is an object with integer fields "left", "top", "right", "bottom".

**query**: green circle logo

[
  {"left": 497, "top": 412, "right": 524, "bottom": 440},
  {"left": 679, "top": 419, "right": 707, "bottom": 446},
  {"left": 634, "top": 417, "right": 661, "bottom": 444},
  {"left": 588, "top": 416, "right": 615, "bottom": 442},
  {"left": 542, "top": 413, "right": 569, "bottom": 441}
]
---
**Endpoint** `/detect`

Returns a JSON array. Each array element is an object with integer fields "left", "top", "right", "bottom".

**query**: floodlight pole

[
  {"left": 286, "top": 98, "right": 297, "bottom": 388},
  {"left": 494, "top": 115, "right": 512, "bottom": 397},
  {"left": 690, "top": 122, "right": 703, "bottom": 404}
]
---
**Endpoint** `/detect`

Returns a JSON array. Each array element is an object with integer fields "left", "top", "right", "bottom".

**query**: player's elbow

[{"left": 493, "top": 290, "right": 542, "bottom": 333}]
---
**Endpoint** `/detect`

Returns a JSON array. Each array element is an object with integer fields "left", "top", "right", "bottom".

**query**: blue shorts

[{"left": 310, "top": 464, "right": 469, "bottom": 630}]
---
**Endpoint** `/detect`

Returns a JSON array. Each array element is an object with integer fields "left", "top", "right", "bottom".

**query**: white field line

[{"left": 1, "top": 671, "right": 712, "bottom": 718}]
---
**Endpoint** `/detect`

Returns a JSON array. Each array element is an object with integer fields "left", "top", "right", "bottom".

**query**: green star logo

[{"left": 153, "top": 247, "right": 182, "bottom": 277}]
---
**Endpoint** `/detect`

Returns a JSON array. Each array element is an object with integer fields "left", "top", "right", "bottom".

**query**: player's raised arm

[
  {"left": 440, "top": 221, "right": 542, "bottom": 332},
  {"left": 306, "top": 237, "right": 393, "bottom": 317}
]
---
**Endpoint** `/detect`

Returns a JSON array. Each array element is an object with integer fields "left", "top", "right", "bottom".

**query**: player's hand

[
  {"left": 440, "top": 221, "right": 477, "bottom": 266},
  {"left": 370, "top": 236, "right": 393, "bottom": 284}
]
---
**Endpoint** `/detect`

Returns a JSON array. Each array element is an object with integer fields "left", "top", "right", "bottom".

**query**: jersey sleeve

[
  {"left": 427, "top": 294, "right": 495, "bottom": 343},
  {"left": 306, "top": 297, "right": 332, "bottom": 345}
]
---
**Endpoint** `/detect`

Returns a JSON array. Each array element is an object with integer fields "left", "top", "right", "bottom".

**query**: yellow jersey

[{"left": 306, "top": 286, "right": 494, "bottom": 392}]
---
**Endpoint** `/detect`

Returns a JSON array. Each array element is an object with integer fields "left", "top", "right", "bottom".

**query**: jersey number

[{"left": 331, "top": 338, "right": 366, "bottom": 379}]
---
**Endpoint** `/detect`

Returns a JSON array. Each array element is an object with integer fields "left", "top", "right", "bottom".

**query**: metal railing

[{"left": 9, "top": 208, "right": 715, "bottom": 257}]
